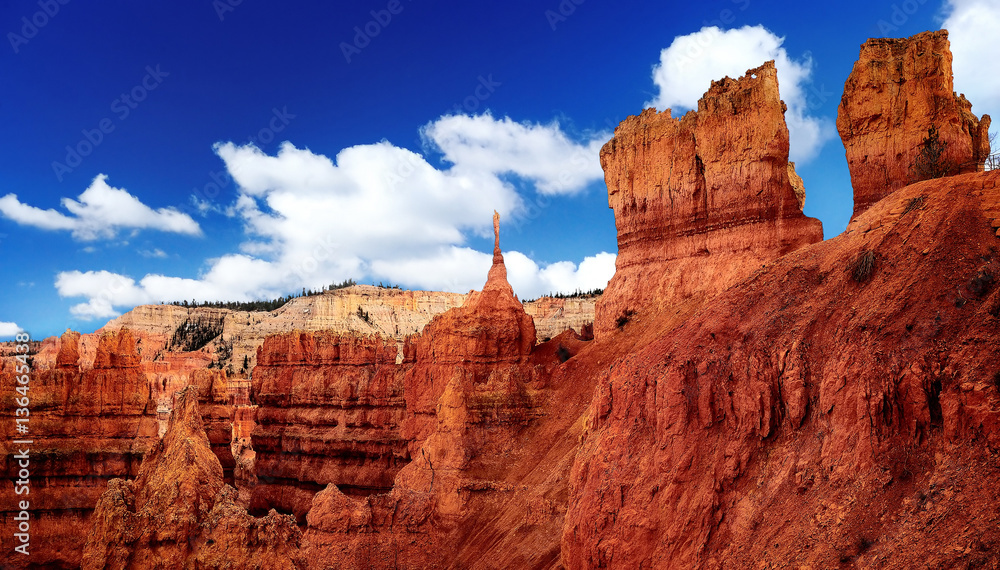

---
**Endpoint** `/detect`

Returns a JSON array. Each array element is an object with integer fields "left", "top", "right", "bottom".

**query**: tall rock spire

[{"left": 484, "top": 210, "right": 512, "bottom": 294}]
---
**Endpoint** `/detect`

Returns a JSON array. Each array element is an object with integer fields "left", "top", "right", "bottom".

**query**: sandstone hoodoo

[
  {"left": 838, "top": 30, "right": 992, "bottom": 218},
  {"left": 401, "top": 211, "right": 538, "bottom": 447},
  {"left": 299, "top": 212, "right": 591, "bottom": 568},
  {"left": 594, "top": 60, "right": 824, "bottom": 337},
  {"left": 82, "top": 386, "right": 303, "bottom": 569},
  {"left": 248, "top": 212, "right": 542, "bottom": 525}
]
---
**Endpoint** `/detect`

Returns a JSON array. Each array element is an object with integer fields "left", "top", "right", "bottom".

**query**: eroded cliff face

[
  {"left": 82, "top": 386, "right": 303, "bottom": 569},
  {"left": 98, "top": 285, "right": 593, "bottom": 376},
  {"left": 563, "top": 170, "right": 1000, "bottom": 568},
  {"left": 0, "top": 328, "right": 242, "bottom": 569},
  {"left": 524, "top": 296, "right": 596, "bottom": 342},
  {"left": 250, "top": 332, "right": 410, "bottom": 520},
  {"left": 594, "top": 61, "right": 823, "bottom": 337},
  {"left": 838, "top": 30, "right": 992, "bottom": 218},
  {"left": 0, "top": 329, "right": 156, "bottom": 569}
]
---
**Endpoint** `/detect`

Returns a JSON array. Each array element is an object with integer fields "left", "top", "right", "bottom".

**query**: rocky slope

[
  {"left": 837, "top": 30, "right": 991, "bottom": 218},
  {"left": 594, "top": 60, "right": 823, "bottom": 337},
  {"left": 563, "top": 169, "right": 1000, "bottom": 568}
]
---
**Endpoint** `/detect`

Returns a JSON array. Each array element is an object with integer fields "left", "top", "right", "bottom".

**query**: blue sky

[{"left": 1, "top": 0, "right": 996, "bottom": 339}]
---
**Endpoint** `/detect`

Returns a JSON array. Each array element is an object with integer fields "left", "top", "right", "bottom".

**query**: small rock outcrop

[
  {"left": 55, "top": 328, "right": 81, "bottom": 369},
  {"left": 595, "top": 61, "right": 823, "bottom": 336},
  {"left": 837, "top": 30, "right": 992, "bottom": 218}
]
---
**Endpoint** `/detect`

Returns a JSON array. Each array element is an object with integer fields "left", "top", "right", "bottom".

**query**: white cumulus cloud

[
  {"left": 942, "top": 0, "right": 1000, "bottom": 130},
  {"left": 645, "top": 25, "right": 835, "bottom": 163},
  {"left": 0, "top": 322, "right": 22, "bottom": 337},
  {"left": 368, "top": 248, "right": 616, "bottom": 297},
  {"left": 55, "top": 114, "right": 615, "bottom": 320},
  {"left": 422, "top": 114, "right": 607, "bottom": 195},
  {"left": 0, "top": 174, "right": 201, "bottom": 241}
]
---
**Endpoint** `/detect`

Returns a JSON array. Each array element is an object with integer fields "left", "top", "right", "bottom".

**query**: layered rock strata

[
  {"left": 250, "top": 332, "right": 411, "bottom": 520},
  {"left": 249, "top": 214, "right": 542, "bottom": 525},
  {"left": 0, "top": 329, "right": 156, "bottom": 569},
  {"left": 838, "top": 30, "right": 992, "bottom": 217},
  {"left": 594, "top": 61, "right": 823, "bottom": 336},
  {"left": 98, "top": 286, "right": 593, "bottom": 376}
]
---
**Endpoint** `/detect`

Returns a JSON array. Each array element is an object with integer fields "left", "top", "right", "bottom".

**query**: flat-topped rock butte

[
  {"left": 837, "top": 30, "right": 991, "bottom": 218},
  {"left": 594, "top": 60, "right": 824, "bottom": 337},
  {"left": 2, "top": 28, "right": 1000, "bottom": 569}
]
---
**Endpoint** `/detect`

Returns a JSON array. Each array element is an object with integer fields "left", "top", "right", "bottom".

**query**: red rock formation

[
  {"left": 251, "top": 331, "right": 410, "bottom": 520},
  {"left": 296, "top": 215, "right": 584, "bottom": 568},
  {"left": 22, "top": 38, "right": 1000, "bottom": 569},
  {"left": 82, "top": 386, "right": 303, "bottom": 569},
  {"left": 302, "top": 344, "right": 591, "bottom": 570},
  {"left": 838, "top": 30, "right": 992, "bottom": 218},
  {"left": 401, "top": 212, "right": 537, "bottom": 448},
  {"left": 0, "top": 329, "right": 156, "bottom": 569},
  {"left": 563, "top": 170, "right": 1000, "bottom": 568},
  {"left": 594, "top": 61, "right": 823, "bottom": 337},
  {"left": 56, "top": 329, "right": 81, "bottom": 369}
]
